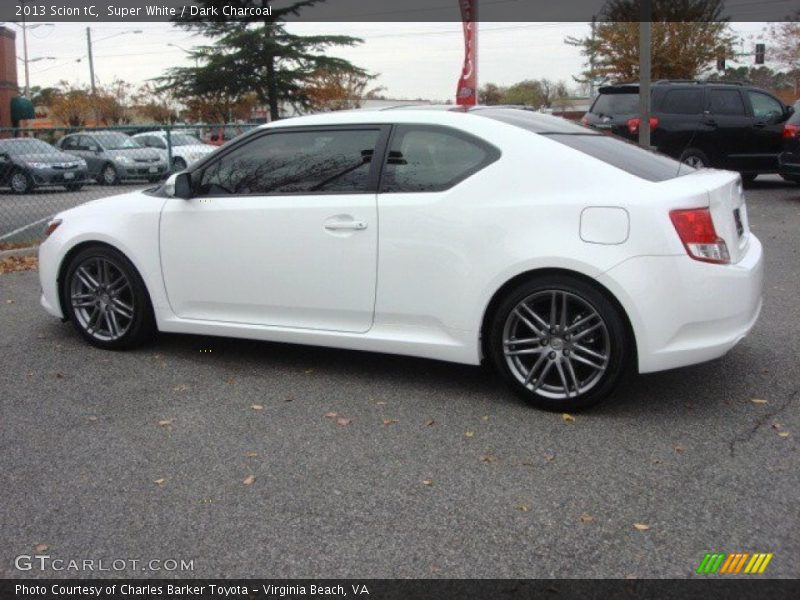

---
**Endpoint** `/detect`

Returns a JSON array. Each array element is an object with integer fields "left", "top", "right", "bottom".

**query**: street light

[
  {"left": 86, "top": 28, "right": 143, "bottom": 94},
  {"left": 167, "top": 42, "right": 199, "bottom": 67},
  {"left": 8, "top": 3, "right": 54, "bottom": 97}
]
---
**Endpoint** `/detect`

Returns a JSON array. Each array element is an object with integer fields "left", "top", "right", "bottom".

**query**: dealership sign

[{"left": 456, "top": 0, "right": 478, "bottom": 106}]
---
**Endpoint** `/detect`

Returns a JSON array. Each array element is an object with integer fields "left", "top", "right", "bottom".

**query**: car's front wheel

[
  {"left": 63, "top": 246, "right": 156, "bottom": 350},
  {"left": 9, "top": 170, "right": 32, "bottom": 194},
  {"left": 487, "top": 275, "right": 629, "bottom": 411}
]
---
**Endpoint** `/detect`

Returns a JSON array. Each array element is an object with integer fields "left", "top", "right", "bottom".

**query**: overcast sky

[{"left": 15, "top": 21, "right": 770, "bottom": 101}]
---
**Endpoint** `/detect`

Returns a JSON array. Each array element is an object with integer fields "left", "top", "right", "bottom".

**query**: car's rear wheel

[
  {"left": 10, "top": 170, "right": 32, "bottom": 194},
  {"left": 63, "top": 246, "right": 156, "bottom": 350},
  {"left": 487, "top": 275, "right": 628, "bottom": 411},
  {"left": 679, "top": 149, "right": 710, "bottom": 170}
]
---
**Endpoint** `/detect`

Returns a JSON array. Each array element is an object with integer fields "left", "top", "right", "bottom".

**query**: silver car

[{"left": 56, "top": 132, "right": 168, "bottom": 185}]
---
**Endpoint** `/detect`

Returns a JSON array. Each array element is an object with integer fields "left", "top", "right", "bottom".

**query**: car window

[
  {"left": 661, "top": 89, "right": 703, "bottom": 114},
  {"left": 76, "top": 136, "right": 94, "bottom": 151},
  {"left": 380, "top": 126, "right": 499, "bottom": 193},
  {"left": 748, "top": 91, "right": 784, "bottom": 120},
  {"left": 61, "top": 137, "right": 77, "bottom": 150},
  {"left": 708, "top": 89, "right": 746, "bottom": 116},
  {"left": 198, "top": 129, "right": 381, "bottom": 196},
  {"left": 590, "top": 93, "right": 640, "bottom": 116}
]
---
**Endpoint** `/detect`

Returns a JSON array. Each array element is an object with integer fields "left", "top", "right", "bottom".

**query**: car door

[
  {"left": 705, "top": 87, "right": 752, "bottom": 171},
  {"left": 73, "top": 135, "right": 103, "bottom": 176},
  {"left": 745, "top": 90, "right": 787, "bottom": 172},
  {"left": 652, "top": 87, "right": 705, "bottom": 159},
  {"left": 159, "top": 125, "right": 388, "bottom": 333}
]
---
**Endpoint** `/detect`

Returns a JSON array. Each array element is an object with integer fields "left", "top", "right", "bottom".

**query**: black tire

[
  {"left": 62, "top": 245, "right": 156, "bottom": 350},
  {"left": 741, "top": 173, "right": 758, "bottom": 184},
  {"left": 9, "top": 170, "right": 32, "bottom": 194},
  {"left": 65, "top": 183, "right": 84, "bottom": 192},
  {"left": 172, "top": 157, "right": 187, "bottom": 171},
  {"left": 678, "top": 148, "right": 710, "bottom": 170},
  {"left": 487, "top": 275, "right": 629, "bottom": 411},
  {"left": 98, "top": 163, "right": 119, "bottom": 186}
]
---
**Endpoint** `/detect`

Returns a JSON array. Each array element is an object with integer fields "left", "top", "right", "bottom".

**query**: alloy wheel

[
  {"left": 502, "top": 290, "right": 610, "bottom": 400},
  {"left": 683, "top": 155, "right": 705, "bottom": 169},
  {"left": 103, "top": 166, "right": 117, "bottom": 185},
  {"left": 69, "top": 257, "right": 135, "bottom": 342},
  {"left": 11, "top": 173, "right": 29, "bottom": 193}
]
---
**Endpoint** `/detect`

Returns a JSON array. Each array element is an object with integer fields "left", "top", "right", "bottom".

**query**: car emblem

[{"left": 602, "top": 116, "right": 612, "bottom": 123}]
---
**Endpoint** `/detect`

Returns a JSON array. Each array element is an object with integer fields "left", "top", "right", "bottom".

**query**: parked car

[
  {"left": 56, "top": 132, "right": 168, "bottom": 185},
  {"left": 131, "top": 131, "right": 215, "bottom": 171},
  {"left": 582, "top": 80, "right": 793, "bottom": 182},
  {"left": 0, "top": 138, "right": 89, "bottom": 194},
  {"left": 38, "top": 107, "right": 763, "bottom": 411},
  {"left": 205, "top": 125, "right": 256, "bottom": 147},
  {"left": 778, "top": 104, "right": 800, "bottom": 184}
]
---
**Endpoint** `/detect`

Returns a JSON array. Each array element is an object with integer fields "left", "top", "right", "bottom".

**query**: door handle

[
  {"left": 324, "top": 220, "right": 367, "bottom": 231},
  {"left": 753, "top": 121, "right": 767, "bottom": 128}
]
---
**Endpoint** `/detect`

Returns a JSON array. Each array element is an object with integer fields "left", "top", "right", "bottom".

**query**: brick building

[{"left": 0, "top": 27, "right": 19, "bottom": 129}]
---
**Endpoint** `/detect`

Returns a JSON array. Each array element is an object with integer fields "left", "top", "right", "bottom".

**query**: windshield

[
  {"left": 0, "top": 139, "right": 59, "bottom": 155},
  {"left": 171, "top": 133, "right": 203, "bottom": 146},
  {"left": 93, "top": 133, "right": 141, "bottom": 150},
  {"left": 591, "top": 93, "right": 640, "bottom": 116}
]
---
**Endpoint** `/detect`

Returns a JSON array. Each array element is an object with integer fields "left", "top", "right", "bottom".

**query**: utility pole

[
  {"left": 589, "top": 15, "right": 596, "bottom": 98},
  {"left": 86, "top": 27, "right": 96, "bottom": 95},
  {"left": 638, "top": 0, "right": 652, "bottom": 149},
  {"left": 20, "top": 5, "right": 30, "bottom": 96}
]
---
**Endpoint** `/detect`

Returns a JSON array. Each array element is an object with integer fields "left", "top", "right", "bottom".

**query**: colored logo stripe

[{"left": 697, "top": 552, "right": 773, "bottom": 574}]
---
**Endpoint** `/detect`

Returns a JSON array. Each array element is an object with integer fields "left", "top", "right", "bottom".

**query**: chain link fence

[{"left": 0, "top": 123, "right": 257, "bottom": 247}]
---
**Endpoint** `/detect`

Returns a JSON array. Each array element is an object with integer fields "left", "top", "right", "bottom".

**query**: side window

[
  {"left": 152, "top": 137, "right": 166, "bottom": 149},
  {"left": 748, "top": 91, "right": 783, "bottom": 120},
  {"left": 78, "top": 136, "right": 96, "bottom": 151},
  {"left": 198, "top": 129, "right": 380, "bottom": 196},
  {"left": 661, "top": 89, "right": 703, "bottom": 115},
  {"left": 708, "top": 89, "right": 746, "bottom": 116},
  {"left": 380, "top": 125, "right": 499, "bottom": 193},
  {"left": 61, "top": 136, "right": 77, "bottom": 150}
]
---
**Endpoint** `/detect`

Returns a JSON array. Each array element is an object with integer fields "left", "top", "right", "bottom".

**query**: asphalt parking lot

[{"left": 0, "top": 177, "right": 798, "bottom": 579}]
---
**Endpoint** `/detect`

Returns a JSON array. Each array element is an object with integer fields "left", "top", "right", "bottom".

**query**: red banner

[{"left": 456, "top": 0, "right": 478, "bottom": 106}]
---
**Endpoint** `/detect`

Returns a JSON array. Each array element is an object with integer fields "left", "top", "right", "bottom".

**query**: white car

[
  {"left": 131, "top": 131, "right": 215, "bottom": 171},
  {"left": 38, "top": 107, "right": 763, "bottom": 411}
]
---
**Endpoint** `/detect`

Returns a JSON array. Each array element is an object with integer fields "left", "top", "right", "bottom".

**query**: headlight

[
  {"left": 78, "top": 159, "right": 87, "bottom": 168},
  {"left": 43, "top": 218, "right": 62, "bottom": 238},
  {"left": 117, "top": 156, "right": 133, "bottom": 164},
  {"left": 25, "top": 162, "right": 50, "bottom": 169}
]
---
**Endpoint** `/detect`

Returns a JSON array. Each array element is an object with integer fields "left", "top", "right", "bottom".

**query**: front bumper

[
  {"left": 597, "top": 235, "right": 764, "bottom": 374},
  {"left": 118, "top": 163, "right": 169, "bottom": 179},
  {"left": 30, "top": 167, "right": 90, "bottom": 186}
]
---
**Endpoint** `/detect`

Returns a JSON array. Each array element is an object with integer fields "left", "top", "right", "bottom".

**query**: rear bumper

[
  {"left": 778, "top": 152, "right": 800, "bottom": 176},
  {"left": 597, "top": 235, "right": 764, "bottom": 374}
]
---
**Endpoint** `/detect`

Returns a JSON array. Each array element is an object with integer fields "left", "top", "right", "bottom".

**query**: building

[{"left": 0, "top": 27, "right": 19, "bottom": 129}]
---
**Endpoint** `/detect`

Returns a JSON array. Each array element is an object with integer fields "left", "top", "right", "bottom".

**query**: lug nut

[
  {"left": 564, "top": 350, "right": 570, "bottom": 356},
  {"left": 548, "top": 351, "right": 556, "bottom": 359},
  {"left": 541, "top": 338, "right": 549, "bottom": 346}
]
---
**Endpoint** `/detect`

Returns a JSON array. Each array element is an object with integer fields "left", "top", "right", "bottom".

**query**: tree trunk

[{"left": 266, "top": 55, "right": 279, "bottom": 121}]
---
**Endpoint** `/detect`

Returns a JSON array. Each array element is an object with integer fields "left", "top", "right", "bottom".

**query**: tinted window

[
  {"left": 748, "top": 91, "right": 783, "bottom": 120},
  {"left": 198, "top": 129, "right": 380, "bottom": 196},
  {"left": 93, "top": 133, "right": 139, "bottom": 150},
  {"left": 590, "top": 93, "right": 639, "bottom": 116},
  {"left": 661, "top": 89, "right": 703, "bottom": 114},
  {"left": 76, "top": 136, "right": 95, "bottom": 150},
  {"left": 61, "top": 136, "right": 78, "bottom": 150},
  {"left": 708, "top": 89, "right": 746, "bottom": 116},
  {"left": 380, "top": 126, "right": 498, "bottom": 193},
  {"left": 478, "top": 108, "right": 689, "bottom": 182}
]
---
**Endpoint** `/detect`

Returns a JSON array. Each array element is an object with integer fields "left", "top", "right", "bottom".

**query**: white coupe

[{"left": 38, "top": 107, "right": 763, "bottom": 410}]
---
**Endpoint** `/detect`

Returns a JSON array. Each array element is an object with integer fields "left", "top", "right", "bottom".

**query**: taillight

[
  {"left": 581, "top": 115, "right": 590, "bottom": 126},
  {"left": 43, "top": 218, "right": 62, "bottom": 238},
  {"left": 669, "top": 208, "right": 729, "bottom": 264},
  {"left": 627, "top": 116, "right": 659, "bottom": 135},
  {"left": 783, "top": 123, "right": 799, "bottom": 139}
]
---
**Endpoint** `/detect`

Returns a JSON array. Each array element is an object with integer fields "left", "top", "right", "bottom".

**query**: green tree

[
  {"left": 160, "top": 1, "right": 368, "bottom": 120},
  {"left": 478, "top": 83, "right": 504, "bottom": 105},
  {"left": 502, "top": 80, "right": 546, "bottom": 108},
  {"left": 567, "top": 0, "right": 735, "bottom": 84}
]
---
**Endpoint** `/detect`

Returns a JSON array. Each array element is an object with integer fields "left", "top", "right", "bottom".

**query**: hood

[
  {"left": 15, "top": 152, "right": 84, "bottom": 166},
  {"left": 57, "top": 188, "right": 166, "bottom": 220}
]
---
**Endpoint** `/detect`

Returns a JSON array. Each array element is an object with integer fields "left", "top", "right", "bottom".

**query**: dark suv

[
  {"left": 582, "top": 81, "right": 794, "bottom": 181},
  {"left": 779, "top": 101, "right": 800, "bottom": 184}
]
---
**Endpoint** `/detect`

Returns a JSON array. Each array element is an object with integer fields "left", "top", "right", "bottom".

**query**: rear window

[
  {"left": 590, "top": 93, "right": 639, "bottom": 116},
  {"left": 476, "top": 108, "right": 690, "bottom": 182}
]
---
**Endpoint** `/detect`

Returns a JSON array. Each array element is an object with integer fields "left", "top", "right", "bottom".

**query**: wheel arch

[{"left": 479, "top": 267, "right": 638, "bottom": 369}]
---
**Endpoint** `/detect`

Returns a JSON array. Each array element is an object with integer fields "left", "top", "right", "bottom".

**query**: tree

[
  {"left": 160, "top": 1, "right": 368, "bottom": 120},
  {"left": 304, "top": 69, "right": 375, "bottom": 111},
  {"left": 48, "top": 82, "right": 93, "bottom": 127},
  {"left": 768, "top": 17, "right": 800, "bottom": 93},
  {"left": 502, "top": 80, "right": 546, "bottom": 107},
  {"left": 478, "top": 83, "right": 504, "bottom": 105},
  {"left": 567, "top": 0, "right": 735, "bottom": 84},
  {"left": 707, "top": 66, "right": 794, "bottom": 92}
]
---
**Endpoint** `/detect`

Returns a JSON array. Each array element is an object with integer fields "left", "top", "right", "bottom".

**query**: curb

[{"left": 0, "top": 245, "right": 39, "bottom": 259}]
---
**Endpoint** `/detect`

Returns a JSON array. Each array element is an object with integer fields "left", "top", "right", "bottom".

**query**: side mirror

[{"left": 169, "top": 171, "right": 192, "bottom": 199}]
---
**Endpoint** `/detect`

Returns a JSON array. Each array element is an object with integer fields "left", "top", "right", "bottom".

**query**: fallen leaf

[
  {"left": 304, "top": 369, "right": 314, "bottom": 374},
  {"left": 336, "top": 417, "right": 352, "bottom": 426},
  {"left": 480, "top": 453, "right": 497, "bottom": 463},
  {"left": 245, "top": 452, "right": 258, "bottom": 458},
  {"left": 6, "top": 299, "right": 14, "bottom": 304},
  {"left": 772, "top": 423, "right": 782, "bottom": 431},
  {"left": 158, "top": 419, "right": 174, "bottom": 427},
  {"left": 374, "top": 400, "right": 387, "bottom": 406},
  {"left": 515, "top": 504, "right": 530, "bottom": 512},
  {"left": 520, "top": 461, "right": 536, "bottom": 467},
  {"left": 544, "top": 454, "right": 556, "bottom": 462},
  {"left": 464, "top": 431, "right": 475, "bottom": 438},
  {"left": 55, "top": 372, "right": 64, "bottom": 379},
  {"left": 652, "top": 458, "right": 662, "bottom": 465},
  {"left": 242, "top": 475, "right": 255, "bottom": 486},
  {"left": 153, "top": 478, "right": 166, "bottom": 485},
  {"left": 425, "top": 419, "right": 436, "bottom": 427},
  {"left": 324, "top": 412, "right": 338, "bottom": 419},
  {"left": 173, "top": 384, "right": 190, "bottom": 392},
  {"left": 225, "top": 378, "right": 236, "bottom": 385},
  {"left": 673, "top": 444, "right": 685, "bottom": 453},
  {"left": 422, "top": 479, "right": 433, "bottom": 486},
  {"left": 482, "top": 415, "right": 490, "bottom": 421},
  {"left": 284, "top": 396, "right": 294, "bottom": 402},
  {"left": 562, "top": 413, "right": 575, "bottom": 423},
  {"left": 87, "top": 416, "right": 98, "bottom": 422},
  {"left": 750, "top": 398, "right": 768, "bottom": 405},
  {"left": 0, "top": 256, "right": 38, "bottom": 274},
  {"left": 579, "top": 513, "right": 594, "bottom": 524},
  {"left": 34, "top": 544, "right": 49, "bottom": 553},
  {"left": 778, "top": 432, "right": 790, "bottom": 438},
  {"left": 633, "top": 523, "right": 650, "bottom": 531},
  {"left": 383, "top": 418, "right": 399, "bottom": 426},
  {"left": 251, "top": 404, "right": 264, "bottom": 411}
]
